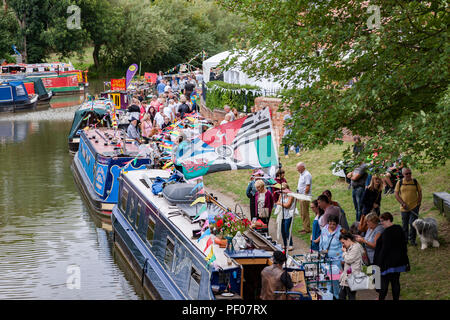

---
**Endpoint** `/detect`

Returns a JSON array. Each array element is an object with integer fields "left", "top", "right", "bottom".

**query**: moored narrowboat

[
  {"left": 0, "top": 80, "right": 38, "bottom": 113},
  {"left": 1, "top": 62, "right": 88, "bottom": 95},
  {"left": 71, "top": 127, "right": 151, "bottom": 225},
  {"left": 100, "top": 90, "right": 132, "bottom": 111},
  {"left": 111, "top": 169, "right": 305, "bottom": 300},
  {"left": 68, "top": 98, "right": 115, "bottom": 154}
]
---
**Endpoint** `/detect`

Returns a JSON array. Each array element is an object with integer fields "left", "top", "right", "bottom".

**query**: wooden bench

[{"left": 433, "top": 192, "right": 450, "bottom": 220}]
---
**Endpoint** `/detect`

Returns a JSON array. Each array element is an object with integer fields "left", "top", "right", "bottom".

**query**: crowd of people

[
  {"left": 123, "top": 72, "right": 421, "bottom": 301},
  {"left": 251, "top": 149, "right": 421, "bottom": 300},
  {"left": 125, "top": 70, "right": 207, "bottom": 143}
]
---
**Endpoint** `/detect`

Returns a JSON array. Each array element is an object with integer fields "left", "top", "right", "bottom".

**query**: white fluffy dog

[{"left": 412, "top": 218, "right": 440, "bottom": 250}]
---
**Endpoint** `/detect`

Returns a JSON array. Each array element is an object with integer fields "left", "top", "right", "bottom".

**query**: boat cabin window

[
  {"left": 188, "top": 266, "right": 201, "bottom": 299},
  {"left": 136, "top": 202, "right": 142, "bottom": 229},
  {"left": 15, "top": 85, "right": 26, "bottom": 97},
  {"left": 120, "top": 188, "right": 128, "bottom": 213},
  {"left": 128, "top": 197, "right": 136, "bottom": 224},
  {"left": 164, "top": 237, "right": 175, "bottom": 271},
  {"left": 146, "top": 215, "right": 155, "bottom": 246},
  {"left": 33, "top": 68, "right": 39, "bottom": 72}
]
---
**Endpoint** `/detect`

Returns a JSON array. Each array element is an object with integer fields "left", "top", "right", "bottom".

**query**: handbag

[
  {"left": 323, "top": 232, "right": 336, "bottom": 258},
  {"left": 347, "top": 271, "right": 370, "bottom": 291},
  {"left": 361, "top": 247, "right": 370, "bottom": 266}
]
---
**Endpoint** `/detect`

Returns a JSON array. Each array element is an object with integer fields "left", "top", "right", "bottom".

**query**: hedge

[{"left": 205, "top": 80, "right": 262, "bottom": 113}]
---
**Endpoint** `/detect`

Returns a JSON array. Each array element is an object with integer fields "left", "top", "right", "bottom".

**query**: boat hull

[
  {"left": 111, "top": 206, "right": 188, "bottom": 300},
  {"left": 71, "top": 155, "right": 113, "bottom": 224},
  {"left": 0, "top": 95, "right": 38, "bottom": 113}
]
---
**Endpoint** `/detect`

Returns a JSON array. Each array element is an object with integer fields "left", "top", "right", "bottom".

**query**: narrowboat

[
  {"left": 111, "top": 169, "right": 305, "bottom": 300},
  {"left": 24, "top": 77, "right": 53, "bottom": 104},
  {"left": 1, "top": 62, "right": 88, "bottom": 95},
  {"left": 0, "top": 81, "right": 38, "bottom": 112},
  {"left": 71, "top": 127, "right": 151, "bottom": 225},
  {"left": 0, "top": 75, "right": 53, "bottom": 104},
  {"left": 100, "top": 90, "right": 132, "bottom": 111},
  {"left": 68, "top": 98, "right": 115, "bottom": 154}
]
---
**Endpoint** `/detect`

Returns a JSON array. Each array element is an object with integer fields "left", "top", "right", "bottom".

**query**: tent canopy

[
  {"left": 202, "top": 50, "right": 285, "bottom": 91},
  {"left": 202, "top": 51, "right": 231, "bottom": 83}
]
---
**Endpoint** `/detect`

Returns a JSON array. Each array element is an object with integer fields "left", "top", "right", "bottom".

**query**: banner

[
  {"left": 144, "top": 72, "right": 157, "bottom": 84},
  {"left": 174, "top": 107, "right": 279, "bottom": 180},
  {"left": 126, "top": 64, "right": 139, "bottom": 89},
  {"left": 111, "top": 79, "right": 126, "bottom": 91}
]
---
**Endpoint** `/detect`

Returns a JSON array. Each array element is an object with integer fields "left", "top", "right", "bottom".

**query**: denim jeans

[
  {"left": 352, "top": 186, "right": 365, "bottom": 222},
  {"left": 281, "top": 217, "right": 293, "bottom": 248},
  {"left": 401, "top": 205, "right": 420, "bottom": 244},
  {"left": 284, "top": 144, "right": 300, "bottom": 155}
]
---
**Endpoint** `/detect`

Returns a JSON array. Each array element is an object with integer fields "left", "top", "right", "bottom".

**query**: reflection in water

[
  {"left": 0, "top": 120, "right": 139, "bottom": 299},
  {"left": 0, "top": 121, "right": 29, "bottom": 144}
]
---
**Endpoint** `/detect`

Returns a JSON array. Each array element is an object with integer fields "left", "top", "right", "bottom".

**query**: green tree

[
  {"left": 217, "top": 0, "right": 449, "bottom": 171},
  {"left": 79, "top": 0, "right": 122, "bottom": 68},
  {"left": 6, "top": 0, "right": 88, "bottom": 62},
  {"left": 99, "top": 0, "right": 246, "bottom": 73},
  {"left": 0, "top": 2, "right": 19, "bottom": 61}
]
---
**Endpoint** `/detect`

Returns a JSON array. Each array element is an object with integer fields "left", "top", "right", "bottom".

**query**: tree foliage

[
  {"left": 100, "top": 0, "right": 246, "bottom": 72},
  {"left": 0, "top": 3, "right": 19, "bottom": 62},
  {"left": 217, "top": 0, "right": 449, "bottom": 171}
]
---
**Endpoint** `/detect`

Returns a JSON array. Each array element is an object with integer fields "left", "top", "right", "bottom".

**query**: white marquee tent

[{"left": 202, "top": 50, "right": 285, "bottom": 92}]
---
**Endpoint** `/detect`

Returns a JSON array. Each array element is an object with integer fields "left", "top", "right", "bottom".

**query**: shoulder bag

[{"left": 347, "top": 271, "right": 370, "bottom": 291}]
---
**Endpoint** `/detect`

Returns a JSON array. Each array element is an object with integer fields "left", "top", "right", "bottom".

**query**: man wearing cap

[
  {"left": 127, "top": 116, "right": 141, "bottom": 143},
  {"left": 260, "top": 251, "right": 292, "bottom": 300},
  {"left": 296, "top": 162, "right": 312, "bottom": 234}
]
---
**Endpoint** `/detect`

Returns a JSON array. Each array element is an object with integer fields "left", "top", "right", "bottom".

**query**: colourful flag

[
  {"left": 174, "top": 108, "right": 278, "bottom": 180},
  {"left": 189, "top": 181, "right": 204, "bottom": 195},
  {"left": 190, "top": 196, "right": 205, "bottom": 206},
  {"left": 203, "top": 236, "right": 213, "bottom": 252},
  {"left": 197, "top": 228, "right": 211, "bottom": 242},
  {"left": 126, "top": 64, "right": 138, "bottom": 89},
  {"left": 193, "top": 204, "right": 208, "bottom": 222}
]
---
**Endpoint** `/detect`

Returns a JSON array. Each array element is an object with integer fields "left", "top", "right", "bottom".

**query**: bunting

[
  {"left": 205, "top": 246, "right": 216, "bottom": 266},
  {"left": 203, "top": 236, "right": 213, "bottom": 253}
]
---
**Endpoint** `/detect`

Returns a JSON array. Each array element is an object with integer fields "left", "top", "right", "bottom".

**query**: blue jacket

[{"left": 319, "top": 225, "right": 343, "bottom": 264}]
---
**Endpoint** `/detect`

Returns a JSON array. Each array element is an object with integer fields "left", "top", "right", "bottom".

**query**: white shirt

[
  {"left": 220, "top": 120, "right": 228, "bottom": 125},
  {"left": 154, "top": 112, "right": 164, "bottom": 128},
  {"left": 297, "top": 169, "right": 312, "bottom": 195},
  {"left": 163, "top": 107, "right": 173, "bottom": 121}
]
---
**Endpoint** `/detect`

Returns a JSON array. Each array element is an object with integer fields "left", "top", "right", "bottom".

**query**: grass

[{"left": 204, "top": 142, "right": 450, "bottom": 300}]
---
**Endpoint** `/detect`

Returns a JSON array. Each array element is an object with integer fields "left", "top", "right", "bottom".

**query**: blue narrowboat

[
  {"left": 0, "top": 81, "right": 38, "bottom": 112},
  {"left": 71, "top": 127, "right": 151, "bottom": 225},
  {"left": 68, "top": 98, "right": 115, "bottom": 154},
  {"left": 111, "top": 169, "right": 304, "bottom": 300}
]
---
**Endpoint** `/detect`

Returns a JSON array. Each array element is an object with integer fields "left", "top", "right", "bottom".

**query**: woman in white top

[
  {"left": 220, "top": 113, "right": 232, "bottom": 125},
  {"left": 275, "top": 183, "right": 296, "bottom": 251}
]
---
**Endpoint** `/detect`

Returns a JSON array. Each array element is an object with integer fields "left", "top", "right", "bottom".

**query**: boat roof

[
  {"left": 121, "top": 169, "right": 280, "bottom": 271},
  {"left": 81, "top": 128, "right": 145, "bottom": 158}
]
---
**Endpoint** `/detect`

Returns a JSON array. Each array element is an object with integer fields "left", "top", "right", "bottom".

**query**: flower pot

[{"left": 214, "top": 237, "right": 227, "bottom": 248}]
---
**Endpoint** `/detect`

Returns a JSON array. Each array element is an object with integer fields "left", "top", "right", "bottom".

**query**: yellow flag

[
  {"left": 190, "top": 196, "right": 206, "bottom": 206},
  {"left": 205, "top": 245, "right": 214, "bottom": 261}
]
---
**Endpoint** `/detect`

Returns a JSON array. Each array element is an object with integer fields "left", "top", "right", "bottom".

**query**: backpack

[{"left": 398, "top": 178, "right": 418, "bottom": 194}]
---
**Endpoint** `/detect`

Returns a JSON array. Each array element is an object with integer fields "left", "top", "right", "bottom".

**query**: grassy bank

[{"left": 204, "top": 142, "right": 450, "bottom": 299}]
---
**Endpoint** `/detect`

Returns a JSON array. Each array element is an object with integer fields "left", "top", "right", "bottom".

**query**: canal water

[{"left": 0, "top": 85, "right": 141, "bottom": 299}]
